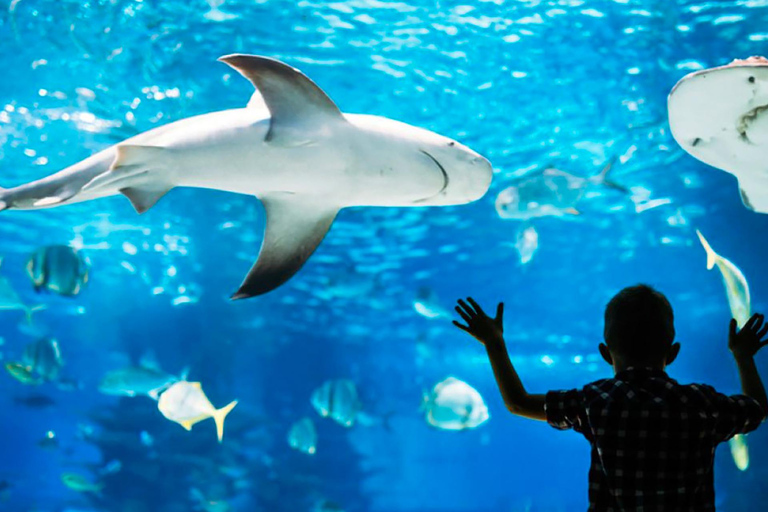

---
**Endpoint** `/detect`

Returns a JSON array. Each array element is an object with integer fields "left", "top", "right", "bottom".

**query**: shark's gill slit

[{"left": 415, "top": 150, "right": 449, "bottom": 203}]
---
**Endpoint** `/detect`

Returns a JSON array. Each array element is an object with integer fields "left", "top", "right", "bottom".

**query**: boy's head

[{"left": 600, "top": 284, "right": 680, "bottom": 369}]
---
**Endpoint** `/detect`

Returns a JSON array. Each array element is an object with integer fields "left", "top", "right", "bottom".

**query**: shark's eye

[{"left": 448, "top": 142, "right": 455, "bottom": 147}]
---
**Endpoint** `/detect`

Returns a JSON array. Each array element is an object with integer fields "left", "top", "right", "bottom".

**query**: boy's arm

[
  {"left": 453, "top": 297, "right": 546, "bottom": 421},
  {"left": 729, "top": 314, "right": 768, "bottom": 415}
]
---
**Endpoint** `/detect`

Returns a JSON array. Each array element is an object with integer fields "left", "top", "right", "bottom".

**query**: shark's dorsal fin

[
  {"left": 231, "top": 195, "right": 339, "bottom": 299},
  {"left": 218, "top": 54, "right": 347, "bottom": 146}
]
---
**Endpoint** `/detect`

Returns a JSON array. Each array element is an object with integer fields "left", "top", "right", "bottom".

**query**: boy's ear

[
  {"left": 599, "top": 343, "right": 613, "bottom": 365},
  {"left": 666, "top": 342, "right": 681, "bottom": 365}
]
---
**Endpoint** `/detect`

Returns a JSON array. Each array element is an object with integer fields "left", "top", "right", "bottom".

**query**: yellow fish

[
  {"left": 157, "top": 381, "right": 237, "bottom": 443},
  {"left": 696, "top": 230, "right": 750, "bottom": 327},
  {"left": 61, "top": 472, "right": 102, "bottom": 493},
  {"left": 5, "top": 362, "right": 42, "bottom": 385},
  {"left": 697, "top": 230, "right": 753, "bottom": 470},
  {"left": 730, "top": 434, "right": 749, "bottom": 471}
]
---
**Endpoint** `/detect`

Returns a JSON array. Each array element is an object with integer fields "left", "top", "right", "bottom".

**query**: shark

[{"left": 0, "top": 54, "right": 492, "bottom": 299}]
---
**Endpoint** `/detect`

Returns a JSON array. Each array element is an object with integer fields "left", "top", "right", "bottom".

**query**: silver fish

[
  {"left": 311, "top": 379, "right": 361, "bottom": 428},
  {"left": 99, "top": 366, "right": 186, "bottom": 400},
  {"left": 21, "top": 338, "right": 63, "bottom": 381},
  {"left": 495, "top": 159, "right": 626, "bottom": 220},
  {"left": 423, "top": 377, "right": 489, "bottom": 431},
  {"left": 287, "top": 417, "right": 317, "bottom": 455},
  {"left": 26, "top": 245, "right": 90, "bottom": 297}
]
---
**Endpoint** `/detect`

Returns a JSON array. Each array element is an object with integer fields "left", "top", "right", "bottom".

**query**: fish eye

[{"left": 448, "top": 141, "right": 455, "bottom": 147}]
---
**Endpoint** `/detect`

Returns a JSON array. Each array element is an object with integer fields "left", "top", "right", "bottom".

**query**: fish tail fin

[
  {"left": 23, "top": 304, "right": 47, "bottom": 324},
  {"left": 213, "top": 400, "right": 238, "bottom": 443},
  {"left": 594, "top": 156, "right": 629, "bottom": 193},
  {"left": 695, "top": 229, "right": 717, "bottom": 270}
]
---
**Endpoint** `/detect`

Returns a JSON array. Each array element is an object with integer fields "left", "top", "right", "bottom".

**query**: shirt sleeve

[
  {"left": 545, "top": 388, "right": 585, "bottom": 433},
  {"left": 706, "top": 387, "right": 766, "bottom": 442}
]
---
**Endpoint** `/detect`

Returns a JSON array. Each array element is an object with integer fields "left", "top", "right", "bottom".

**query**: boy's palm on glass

[
  {"left": 453, "top": 297, "right": 504, "bottom": 346},
  {"left": 729, "top": 313, "right": 768, "bottom": 359}
]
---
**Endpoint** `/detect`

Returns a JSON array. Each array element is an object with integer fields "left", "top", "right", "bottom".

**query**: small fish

[
  {"left": 5, "top": 362, "right": 42, "bottom": 385},
  {"left": 314, "top": 500, "right": 345, "bottom": 512},
  {"left": 730, "top": 434, "right": 749, "bottom": 471},
  {"left": 61, "top": 472, "right": 102, "bottom": 493},
  {"left": 140, "top": 430, "right": 154, "bottom": 447},
  {"left": 190, "top": 487, "right": 231, "bottom": 512},
  {"left": 99, "top": 365, "right": 187, "bottom": 399},
  {"left": 14, "top": 393, "right": 56, "bottom": 408},
  {"left": 423, "top": 377, "right": 489, "bottom": 431},
  {"left": 495, "top": 158, "right": 627, "bottom": 220},
  {"left": 514, "top": 225, "right": 538, "bottom": 265},
  {"left": 21, "top": 338, "right": 63, "bottom": 381},
  {"left": 157, "top": 381, "right": 238, "bottom": 443},
  {"left": 26, "top": 245, "right": 89, "bottom": 297},
  {"left": 413, "top": 287, "right": 449, "bottom": 320},
  {"left": 0, "top": 257, "right": 45, "bottom": 322},
  {"left": 287, "top": 417, "right": 317, "bottom": 455},
  {"left": 311, "top": 379, "right": 361, "bottom": 428},
  {"left": 100, "top": 459, "right": 122, "bottom": 475},
  {"left": 37, "top": 430, "right": 58, "bottom": 450},
  {"left": 696, "top": 230, "right": 750, "bottom": 327},
  {"left": 203, "top": 0, "right": 238, "bottom": 22}
]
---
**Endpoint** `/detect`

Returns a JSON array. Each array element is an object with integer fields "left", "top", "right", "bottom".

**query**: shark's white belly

[{"left": 108, "top": 109, "right": 447, "bottom": 207}]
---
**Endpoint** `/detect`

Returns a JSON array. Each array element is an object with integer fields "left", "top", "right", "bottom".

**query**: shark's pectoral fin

[
  {"left": 231, "top": 196, "right": 339, "bottom": 300},
  {"left": 218, "top": 54, "right": 348, "bottom": 146},
  {"left": 120, "top": 185, "right": 173, "bottom": 214}
]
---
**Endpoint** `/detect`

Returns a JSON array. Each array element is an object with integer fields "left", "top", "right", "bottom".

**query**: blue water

[{"left": 2, "top": 0, "right": 768, "bottom": 510}]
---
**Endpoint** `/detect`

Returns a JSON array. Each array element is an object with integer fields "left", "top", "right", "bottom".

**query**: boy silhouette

[{"left": 453, "top": 284, "right": 768, "bottom": 511}]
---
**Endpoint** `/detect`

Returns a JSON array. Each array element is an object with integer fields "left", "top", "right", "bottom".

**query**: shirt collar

[{"left": 616, "top": 366, "right": 668, "bottom": 379}]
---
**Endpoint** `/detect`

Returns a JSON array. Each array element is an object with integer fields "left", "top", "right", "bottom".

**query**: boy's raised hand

[
  {"left": 453, "top": 297, "right": 505, "bottom": 347},
  {"left": 729, "top": 313, "right": 768, "bottom": 359}
]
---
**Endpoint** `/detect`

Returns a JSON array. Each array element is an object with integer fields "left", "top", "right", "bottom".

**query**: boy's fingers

[
  {"left": 454, "top": 306, "right": 472, "bottom": 324},
  {"left": 758, "top": 323, "right": 768, "bottom": 340},
  {"left": 466, "top": 297, "right": 484, "bottom": 315},
  {"left": 456, "top": 300, "right": 475, "bottom": 318},
  {"left": 496, "top": 302, "right": 504, "bottom": 320},
  {"left": 730, "top": 318, "right": 738, "bottom": 337},
  {"left": 452, "top": 320, "right": 471, "bottom": 333}
]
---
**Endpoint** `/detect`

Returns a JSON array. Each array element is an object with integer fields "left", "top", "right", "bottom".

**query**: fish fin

[
  {"left": 83, "top": 145, "right": 167, "bottom": 192},
  {"left": 739, "top": 187, "right": 755, "bottom": 211},
  {"left": 178, "top": 366, "right": 190, "bottom": 382},
  {"left": 32, "top": 188, "right": 80, "bottom": 207},
  {"left": 148, "top": 389, "right": 160, "bottom": 401},
  {"left": 564, "top": 207, "right": 580, "bottom": 216},
  {"left": 112, "top": 144, "right": 167, "bottom": 169},
  {"left": 119, "top": 184, "right": 173, "bottom": 214},
  {"left": 695, "top": 229, "right": 717, "bottom": 270},
  {"left": 180, "top": 420, "right": 194, "bottom": 431},
  {"left": 213, "top": 400, "right": 238, "bottom": 443},
  {"left": 593, "top": 156, "right": 629, "bottom": 193},
  {"left": 231, "top": 196, "right": 339, "bottom": 299},
  {"left": 217, "top": 54, "right": 348, "bottom": 146},
  {"left": 23, "top": 304, "right": 46, "bottom": 324}
]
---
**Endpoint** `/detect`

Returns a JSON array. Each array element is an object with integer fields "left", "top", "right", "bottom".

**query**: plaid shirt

[{"left": 545, "top": 367, "right": 765, "bottom": 511}]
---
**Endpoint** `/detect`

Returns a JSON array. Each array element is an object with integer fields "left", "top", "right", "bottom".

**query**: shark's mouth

[{"left": 414, "top": 150, "right": 450, "bottom": 203}]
